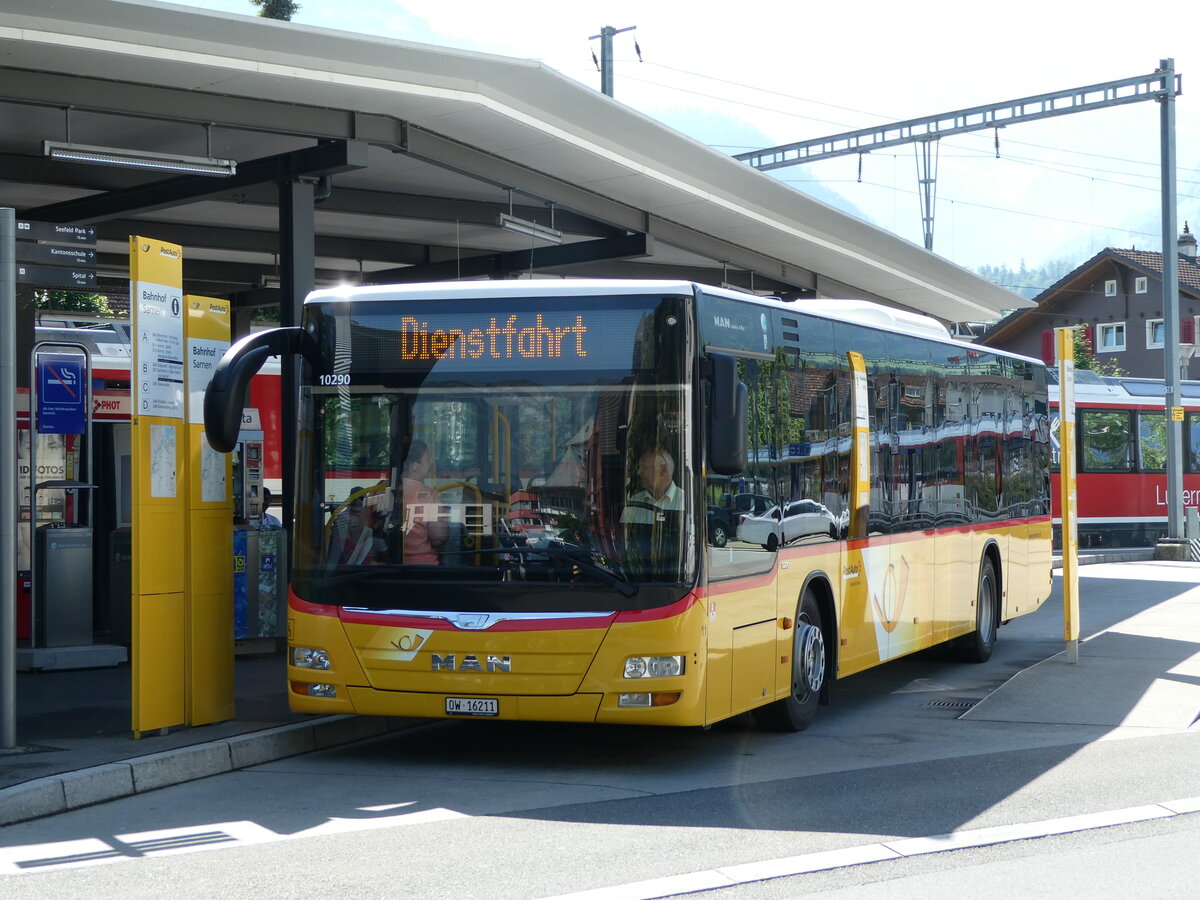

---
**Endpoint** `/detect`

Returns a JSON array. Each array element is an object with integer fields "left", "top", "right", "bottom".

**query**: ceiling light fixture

[
  {"left": 43, "top": 140, "right": 237, "bottom": 177},
  {"left": 497, "top": 212, "right": 563, "bottom": 245}
]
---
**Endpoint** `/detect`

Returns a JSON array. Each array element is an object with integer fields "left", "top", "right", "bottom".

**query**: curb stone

[{"left": 0, "top": 715, "right": 412, "bottom": 827}]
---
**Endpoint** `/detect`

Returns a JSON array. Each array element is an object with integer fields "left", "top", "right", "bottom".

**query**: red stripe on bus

[
  {"left": 612, "top": 592, "right": 701, "bottom": 623},
  {"left": 295, "top": 590, "right": 702, "bottom": 629},
  {"left": 289, "top": 590, "right": 338, "bottom": 617},
  {"left": 336, "top": 607, "right": 617, "bottom": 631}
]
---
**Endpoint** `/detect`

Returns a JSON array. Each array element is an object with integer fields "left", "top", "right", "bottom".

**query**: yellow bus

[{"left": 205, "top": 280, "right": 1053, "bottom": 731}]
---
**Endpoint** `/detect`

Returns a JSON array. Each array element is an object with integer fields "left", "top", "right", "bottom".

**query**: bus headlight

[
  {"left": 291, "top": 647, "right": 330, "bottom": 670},
  {"left": 623, "top": 655, "right": 684, "bottom": 678}
]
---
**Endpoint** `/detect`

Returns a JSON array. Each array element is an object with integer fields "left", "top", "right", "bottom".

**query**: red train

[{"left": 1048, "top": 370, "right": 1200, "bottom": 548}]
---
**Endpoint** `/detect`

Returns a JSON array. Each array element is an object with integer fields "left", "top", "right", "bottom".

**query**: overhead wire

[
  {"left": 603, "top": 56, "right": 1198, "bottom": 254},
  {"left": 781, "top": 174, "right": 1163, "bottom": 239},
  {"left": 616, "top": 60, "right": 1177, "bottom": 182}
]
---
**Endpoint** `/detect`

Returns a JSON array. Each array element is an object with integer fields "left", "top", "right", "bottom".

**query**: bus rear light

[
  {"left": 618, "top": 691, "right": 681, "bottom": 708},
  {"left": 291, "top": 647, "right": 330, "bottom": 670},
  {"left": 291, "top": 681, "right": 337, "bottom": 698},
  {"left": 623, "top": 655, "right": 684, "bottom": 678}
]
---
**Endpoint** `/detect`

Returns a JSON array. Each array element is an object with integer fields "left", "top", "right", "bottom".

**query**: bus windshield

[{"left": 292, "top": 292, "right": 695, "bottom": 612}]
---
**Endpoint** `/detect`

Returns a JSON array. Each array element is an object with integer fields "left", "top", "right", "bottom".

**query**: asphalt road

[{"left": 2, "top": 563, "right": 1198, "bottom": 898}]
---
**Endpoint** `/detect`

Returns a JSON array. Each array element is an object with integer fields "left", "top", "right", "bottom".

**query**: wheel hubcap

[
  {"left": 979, "top": 574, "right": 995, "bottom": 643},
  {"left": 795, "top": 619, "right": 825, "bottom": 697}
]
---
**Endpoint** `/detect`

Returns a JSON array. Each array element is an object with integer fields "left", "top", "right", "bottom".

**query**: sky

[{"left": 172, "top": 0, "right": 1200, "bottom": 291}]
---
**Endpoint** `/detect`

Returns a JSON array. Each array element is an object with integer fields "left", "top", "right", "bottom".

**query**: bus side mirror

[
  {"left": 708, "top": 353, "right": 747, "bottom": 476},
  {"left": 204, "top": 326, "right": 314, "bottom": 453}
]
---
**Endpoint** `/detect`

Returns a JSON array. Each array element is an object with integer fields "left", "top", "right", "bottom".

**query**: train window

[
  {"left": 1080, "top": 409, "right": 1133, "bottom": 472},
  {"left": 1137, "top": 412, "right": 1167, "bottom": 471},
  {"left": 1188, "top": 413, "right": 1200, "bottom": 473}
]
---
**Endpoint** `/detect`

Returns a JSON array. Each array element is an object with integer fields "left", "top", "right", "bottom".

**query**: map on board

[{"left": 150, "top": 423, "right": 176, "bottom": 498}]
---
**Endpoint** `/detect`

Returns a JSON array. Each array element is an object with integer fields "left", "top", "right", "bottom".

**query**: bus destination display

[{"left": 332, "top": 299, "right": 661, "bottom": 375}]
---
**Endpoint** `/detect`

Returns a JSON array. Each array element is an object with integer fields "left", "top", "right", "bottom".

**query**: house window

[
  {"left": 1135, "top": 276, "right": 1148, "bottom": 294},
  {"left": 1098, "top": 322, "right": 1126, "bottom": 352},
  {"left": 1104, "top": 279, "right": 1118, "bottom": 297},
  {"left": 1147, "top": 319, "right": 1165, "bottom": 349}
]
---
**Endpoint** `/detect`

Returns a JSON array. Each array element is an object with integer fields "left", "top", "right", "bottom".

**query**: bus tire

[
  {"left": 957, "top": 556, "right": 998, "bottom": 663},
  {"left": 754, "top": 588, "right": 825, "bottom": 732}
]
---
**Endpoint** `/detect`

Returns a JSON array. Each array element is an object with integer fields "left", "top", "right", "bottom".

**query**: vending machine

[
  {"left": 233, "top": 410, "right": 264, "bottom": 525},
  {"left": 231, "top": 409, "right": 284, "bottom": 645}
]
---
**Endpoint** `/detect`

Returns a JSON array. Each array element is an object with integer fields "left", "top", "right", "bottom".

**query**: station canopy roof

[{"left": 0, "top": 0, "right": 1030, "bottom": 323}]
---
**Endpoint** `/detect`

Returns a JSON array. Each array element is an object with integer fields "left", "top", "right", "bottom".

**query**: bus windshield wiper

[
  {"left": 483, "top": 544, "right": 638, "bottom": 597},
  {"left": 309, "top": 565, "right": 408, "bottom": 588}
]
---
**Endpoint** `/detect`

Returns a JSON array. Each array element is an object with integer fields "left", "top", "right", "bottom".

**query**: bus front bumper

[{"left": 287, "top": 682, "right": 705, "bottom": 726}]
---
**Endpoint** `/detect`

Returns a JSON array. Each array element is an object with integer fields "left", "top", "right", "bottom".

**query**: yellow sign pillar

[
  {"left": 184, "top": 296, "right": 234, "bottom": 724},
  {"left": 1055, "top": 328, "right": 1080, "bottom": 663},
  {"left": 130, "top": 237, "right": 187, "bottom": 735}
]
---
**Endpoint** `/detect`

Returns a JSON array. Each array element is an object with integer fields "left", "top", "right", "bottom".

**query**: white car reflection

[{"left": 736, "top": 499, "right": 838, "bottom": 550}]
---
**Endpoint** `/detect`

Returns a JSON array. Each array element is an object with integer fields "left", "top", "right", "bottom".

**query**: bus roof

[
  {"left": 304, "top": 279, "right": 1039, "bottom": 366},
  {"left": 305, "top": 279, "right": 723, "bottom": 304}
]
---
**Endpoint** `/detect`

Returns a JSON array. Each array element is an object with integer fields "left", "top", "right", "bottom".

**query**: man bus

[{"left": 205, "top": 280, "right": 1052, "bottom": 731}]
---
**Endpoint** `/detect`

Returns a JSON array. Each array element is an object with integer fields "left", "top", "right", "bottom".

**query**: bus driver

[{"left": 621, "top": 447, "right": 682, "bottom": 524}]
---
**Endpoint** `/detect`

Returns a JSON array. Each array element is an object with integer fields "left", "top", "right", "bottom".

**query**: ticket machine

[
  {"left": 232, "top": 409, "right": 284, "bottom": 645},
  {"left": 234, "top": 409, "right": 265, "bottom": 525}
]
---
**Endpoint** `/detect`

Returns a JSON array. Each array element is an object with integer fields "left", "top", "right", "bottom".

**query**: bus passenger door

[{"left": 839, "top": 353, "right": 894, "bottom": 671}]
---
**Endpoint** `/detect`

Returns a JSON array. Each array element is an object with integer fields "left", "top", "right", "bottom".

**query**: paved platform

[
  {"left": 966, "top": 558, "right": 1200, "bottom": 732},
  {"left": 0, "top": 652, "right": 412, "bottom": 825},
  {"left": 1, "top": 551, "right": 1195, "bottom": 827}
]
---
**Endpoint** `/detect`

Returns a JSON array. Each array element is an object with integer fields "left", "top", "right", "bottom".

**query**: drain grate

[{"left": 923, "top": 697, "right": 979, "bottom": 711}]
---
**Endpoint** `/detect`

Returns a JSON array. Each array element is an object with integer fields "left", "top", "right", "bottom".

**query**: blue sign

[
  {"left": 36, "top": 352, "right": 87, "bottom": 434},
  {"left": 233, "top": 530, "right": 248, "bottom": 638}
]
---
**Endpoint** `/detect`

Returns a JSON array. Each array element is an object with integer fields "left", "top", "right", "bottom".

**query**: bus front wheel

[{"left": 754, "top": 588, "right": 825, "bottom": 732}]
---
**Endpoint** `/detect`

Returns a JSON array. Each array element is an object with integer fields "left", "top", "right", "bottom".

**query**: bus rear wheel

[
  {"left": 754, "top": 588, "right": 825, "bottom": 732},
  {"left": 956, "top": 556, "right": 998, "bottom": 663}
]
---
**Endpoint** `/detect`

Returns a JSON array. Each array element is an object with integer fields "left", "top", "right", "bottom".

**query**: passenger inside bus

[
  {"left": 328, "top": 488, "right": 380, "bottom": 565},
  {"left": 401, "top": 439, "right": 449, "bottom": 565}
]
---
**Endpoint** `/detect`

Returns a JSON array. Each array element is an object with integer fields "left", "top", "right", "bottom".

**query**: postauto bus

[{"left": 204, "top": 280, "right": 1052, "bottom": 731}]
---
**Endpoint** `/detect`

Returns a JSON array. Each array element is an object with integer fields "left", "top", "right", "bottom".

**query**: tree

[
  {"left": 1071, "top": 324, "right": 1126, "bottom": 377},
  {"left": 33, "top": 289, "right": 113, "bottom": 316},
  {"left": 251, "top": 0, "right": 299, "bottom": 20},
  {"left": 976, "top": 258, "right": 1079, "bottom": 300}
]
